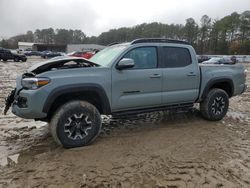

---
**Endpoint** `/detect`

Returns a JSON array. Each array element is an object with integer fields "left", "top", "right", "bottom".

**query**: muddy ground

[{"left": 0, "top": 57, "right": 249, "bottom": 188}]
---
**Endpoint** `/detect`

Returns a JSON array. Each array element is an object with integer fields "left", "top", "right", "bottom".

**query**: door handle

[
  {"left": 150, "top": 74, "right": 161, "bottom": 78},
  {"left": 187, "top": 72, "right": 197, "bottom": 77}
]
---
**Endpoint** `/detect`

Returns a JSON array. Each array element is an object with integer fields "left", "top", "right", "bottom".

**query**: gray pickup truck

[{"left": 4, "top": 38, "right": 247, "bottom": 148}]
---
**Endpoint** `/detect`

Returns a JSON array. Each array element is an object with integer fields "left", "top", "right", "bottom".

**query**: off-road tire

[
  {"left": 50, "top": 100, "right": 102, "bottom": 148},
  {"left": 200, "top": 88, "right": 229, "bottom": 121}
]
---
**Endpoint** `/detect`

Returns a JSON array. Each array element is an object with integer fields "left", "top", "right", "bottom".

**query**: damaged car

[{"left": 4, "top": 38, "right": 247, "bottom": 148}]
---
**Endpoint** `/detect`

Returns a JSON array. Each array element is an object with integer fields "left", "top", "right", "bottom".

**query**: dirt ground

[{"left": 0, "top": 57, "right": 250, "bottom": 188}]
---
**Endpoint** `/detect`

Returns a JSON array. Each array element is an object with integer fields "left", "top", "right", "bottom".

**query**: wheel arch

[
  {"left": 201, "top": 78, "right": 234, "bottom": 100},
  {"left": 42, "top": 84, "right": 111, "bottom": 120}
]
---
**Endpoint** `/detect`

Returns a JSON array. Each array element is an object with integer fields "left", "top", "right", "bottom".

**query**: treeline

[
  {"left": 1, "top": 11, "right": 250, "bottom": 54},
  {"left": 0, "top": 29, "right": 87, "bottom": 48}
]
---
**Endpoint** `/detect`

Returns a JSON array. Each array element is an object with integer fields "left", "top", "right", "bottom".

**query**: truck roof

[
  {"left": 108, "top": 38, "right": 190, "bottom": 47},
  {"left": 131, "top": 38, "right": 190, "bottom": 45}
]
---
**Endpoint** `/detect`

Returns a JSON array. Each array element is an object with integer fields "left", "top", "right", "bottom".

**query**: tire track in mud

[
  {"left": 81, "top": 159, "right": 238, "bottom": 187},
  {"left": 224, "top": 139, "right": 250, "bottom": 187},
  {"left": 220, "top": 81, "right": 250, "bottom": 187},
  {"left": 1, "top": 109, "right": 249, "bottom": 187},
  {"left": 77, "top": 115, "right": 246, "bottom": 187}
]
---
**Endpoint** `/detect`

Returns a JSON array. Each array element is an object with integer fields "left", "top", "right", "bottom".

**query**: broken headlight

[{"left": 21, "top": 77, "right": 50, "bottom": 90}]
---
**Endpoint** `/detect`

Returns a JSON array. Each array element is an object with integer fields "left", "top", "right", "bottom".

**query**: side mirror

[{"left": 116, "top": 58, "right": 135, "bottom": 70}]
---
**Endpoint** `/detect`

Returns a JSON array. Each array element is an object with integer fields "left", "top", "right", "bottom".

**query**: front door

[{"left": 111, "top": 46, "right": 162, "bottom": 111}]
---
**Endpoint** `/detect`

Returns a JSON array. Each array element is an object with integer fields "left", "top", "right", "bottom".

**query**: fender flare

[
  {"left": 42, "top": 83, "right": 111, "bottom": 115},
  {"left": 201, "top": 78, "right": 234, "bottom": 100}
]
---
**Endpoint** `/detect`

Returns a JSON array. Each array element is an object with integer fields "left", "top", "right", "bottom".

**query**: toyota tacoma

[{"left": 4, "top": 38, "right": 247, "bottom": 148}]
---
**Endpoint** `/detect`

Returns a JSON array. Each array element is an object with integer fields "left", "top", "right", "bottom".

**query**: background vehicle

[
  {"left": 5, "top": 38, "right": 247, "bottom": 148},
  {"left": 41, "top": 51, "right": 63, "bottom": 59},
  {"left": 202, "top": 57, "right": 234, "bottom": 64},
  {"left": 24, "top": 51, "right": 42, "bottom": 56},
  {"left": 197, "top": 55, "right": 210, "bottom": 63},
  {"left": 68, "top": 51, "right": 95, "bottom": 59},
  {"left": 0, "top": 48, "right": 27, "bottom": 62}
]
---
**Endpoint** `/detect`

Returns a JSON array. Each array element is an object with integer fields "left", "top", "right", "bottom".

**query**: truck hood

[{"left": 27, "top": 56, "right": 100, "bottom": 74}]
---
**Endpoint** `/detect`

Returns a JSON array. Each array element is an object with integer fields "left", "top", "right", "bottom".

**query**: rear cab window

[{"left": 161, "top": 46, "right": 192, "bottom": 68}]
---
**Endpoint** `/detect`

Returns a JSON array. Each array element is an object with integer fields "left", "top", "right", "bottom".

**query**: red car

[{"left": 68, "top": 51, "right": 95, "bottom": 59}]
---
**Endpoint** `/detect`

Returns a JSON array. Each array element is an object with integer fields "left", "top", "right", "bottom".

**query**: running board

[{"left": 112, "top": 103, "right": 194, "bottom": 117}]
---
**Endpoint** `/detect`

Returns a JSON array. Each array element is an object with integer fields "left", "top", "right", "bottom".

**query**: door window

[
  {"left": 123, "top": 47, "right": 157, "bottom": 69},
  {"left": 162, "top": 47, "right": 192, "bottom": 68}
]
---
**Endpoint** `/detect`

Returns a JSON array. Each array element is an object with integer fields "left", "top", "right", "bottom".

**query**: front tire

[
  {"left": 50, "top": 101, "right": 102, "bottom": 148},
  {"left": 200, "top": 89, "right": 229, "bottom": 121}
]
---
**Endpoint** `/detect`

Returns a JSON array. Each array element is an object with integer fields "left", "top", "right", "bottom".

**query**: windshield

[{"left": 90, "top": 45, "right": 127, "bottom": 67}]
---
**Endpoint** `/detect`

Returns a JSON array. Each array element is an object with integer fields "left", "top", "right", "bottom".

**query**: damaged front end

[
  {"left": 27, "top": 56, "right": 99, "bottom": 74},
  {"left": 3, "top": 56, "right": 99, "bottom": 116},
  {"left": 3, "top": 89, "right": 16, "bottom": 115},
  {"left": 3, "top": 75, "right": 28, "bottom": 115}
]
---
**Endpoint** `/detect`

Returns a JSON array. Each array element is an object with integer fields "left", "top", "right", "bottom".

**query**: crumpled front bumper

[
  {"left": 11, "top": 89, "right": 48, "bottom": 119},
  {"left": 3, "top": 89, "right": 16, "bottom": 115}
]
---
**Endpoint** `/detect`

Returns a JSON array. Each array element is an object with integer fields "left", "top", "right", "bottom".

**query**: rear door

[
  {"left": 111, "top": 46, "right": 162, "bottom": 111},
  {"left": 160, "top": 46, "right": 200, "bottom": 104}
]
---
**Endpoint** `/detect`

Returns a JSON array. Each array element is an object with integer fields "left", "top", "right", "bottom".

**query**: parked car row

[
  {"left": 0, "top": 48, "right": 27, "bottom": 62},
  {"left": 197, "top": 55, "right": 210, "bottom": 63},
  {"left": 24, "top": 51, "right": 42, "bottom": 56},
  {"left": 0, "top": 48, "right": 99, "bottom": 62},
  {"left": 24, "top": 50, "right": 65, "bottom": 59},
  {"left": 197, "top": 55, "right": 238, "bottom": 64},
  {"left": 24, "top": 50, "right": 98, "bottom": 59},
  {"left": 202, "top": 57, "right": 235, "bottom": 65},
  {"left": 41, "top": 51, "right": 65, "bottom": 59},
  {"left": 67, "top": 50, "right": 97, "bottom": 59}
]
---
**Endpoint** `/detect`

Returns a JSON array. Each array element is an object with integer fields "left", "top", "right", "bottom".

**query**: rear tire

[
  {"left": 50, "top": 100, "right": 102, "bottom": 148},
  {"left": 200, "top": 88, "right": 229, "bottom": 121}
]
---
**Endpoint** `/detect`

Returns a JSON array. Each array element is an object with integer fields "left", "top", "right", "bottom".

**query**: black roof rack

[{"left": 131, "top": 38, "right": 190, "bottom": 45}]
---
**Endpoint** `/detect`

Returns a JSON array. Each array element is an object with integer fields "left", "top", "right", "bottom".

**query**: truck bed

[{"left": 198, "top": 63, "right": 246, "bottom": 101}]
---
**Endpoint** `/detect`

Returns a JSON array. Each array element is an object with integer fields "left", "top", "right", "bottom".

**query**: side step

[{"left": 112, "top": 103, "right": 194, "bottom": 117}]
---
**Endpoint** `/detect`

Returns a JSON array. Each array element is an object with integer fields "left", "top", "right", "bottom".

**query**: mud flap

[{"left": 3, "top": 88, "right": 16, "bottom": 115}]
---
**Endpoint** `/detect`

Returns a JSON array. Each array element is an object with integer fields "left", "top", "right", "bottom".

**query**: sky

[{"left": 0, "top": 0, "right": 250, "bottom": 38}]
